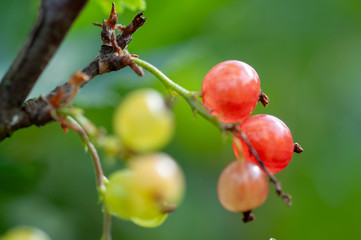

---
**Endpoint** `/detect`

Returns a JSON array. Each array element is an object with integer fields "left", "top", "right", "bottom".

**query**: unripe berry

[
  {"left": 113, "top": 89, "right": 174, "bottom": 152},
  {"left": 1, "top": 226, "right": 51, "bottom": 240},
  {"left": 104, "top": 153, "right": 184, "bottom": 228},
  {"left": 129, "top": 153, "right": 185, "bottom": 205}
]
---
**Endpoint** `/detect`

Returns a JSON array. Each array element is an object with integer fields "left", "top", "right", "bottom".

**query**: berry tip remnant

[
  {"left": 294, "top": 143, "right": 303, "bottom": 153},
  {"left": 242, "top": 211, "right": 255, "bottom": 223}
]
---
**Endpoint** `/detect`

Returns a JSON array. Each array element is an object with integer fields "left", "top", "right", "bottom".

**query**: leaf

[
  {"left": 121, "top": 0, "right": 146, "bottom": 11},
  {"left": 92, "top": 0, "right": 146, "bottom": 14}
]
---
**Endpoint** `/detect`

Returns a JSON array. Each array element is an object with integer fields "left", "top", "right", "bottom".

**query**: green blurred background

[{"left": 1, "top": 0, "right": 361, "bottom": 239}]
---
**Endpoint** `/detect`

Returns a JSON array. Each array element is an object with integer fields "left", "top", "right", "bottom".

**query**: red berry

[
  {"left": 202, "top": 60, "right": 260, "bottom": 123},
  {"left": 233, "top": 114, "right": 294, "bottom": 174},
  {"left": 218, "top": 160, "right": 269, "bottom": 212}
]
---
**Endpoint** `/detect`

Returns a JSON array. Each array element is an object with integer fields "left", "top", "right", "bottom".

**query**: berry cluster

[
  {"left": 102, "top": 60, "right": 302, "bottom": 226},
  {"left": 105, "top": 89, "right": 185, "bottom": 228},
  {"left": 202, "top": 60, "right": 302, "bottom": 221}
]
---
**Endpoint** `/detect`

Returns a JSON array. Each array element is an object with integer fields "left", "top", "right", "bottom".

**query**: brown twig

[
  {"left": 0, "top": 5, "right": 146, "bottom": 141},
  {"left": 0, "top": 0, "right": 88, "bottom": 133}
]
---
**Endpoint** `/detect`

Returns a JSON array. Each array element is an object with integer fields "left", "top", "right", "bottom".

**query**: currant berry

[
  {"left": 129, "top": 153, "right": 185, "bottom": 205},
  {"left": 218, "top": 160, "right": 269, "bottom": 214},
  {"left": 202, "top": 60, "right": 261, "bottom": 123},
  {"left": 104, "top": 169, "right": 141, "bottom": 219},
  {"left": 113, "top": 88, "right": 174, "bottom": 152},
  {"left": 104, "top": 153, "right": 184, "bottom": 228},
  {"left": 1, "top": 226, "right": 51, "bottom": 240},
  {"left": 104, "top": 169, "right": 168, "bottom": 227},
  {"left": 131, "top": 214, "right": 168, "bottom": 228},
  {"left": 233, "top": 114, "right": 294, "bottom": 174}
]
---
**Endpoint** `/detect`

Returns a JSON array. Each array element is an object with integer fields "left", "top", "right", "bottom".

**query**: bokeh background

[{"left": 1, "top": 0, "right": 361, "bottom": 239}]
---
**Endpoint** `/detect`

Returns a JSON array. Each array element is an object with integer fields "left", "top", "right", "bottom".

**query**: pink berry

[
  {"left": 233, "top": 114, "right": 294, "bottom": 174},
  {"left": 202, "top": 60, "right": 260, "bottom": 123},
  {"left": 218, "top": 160, "right": 269, "bottom": 213}
]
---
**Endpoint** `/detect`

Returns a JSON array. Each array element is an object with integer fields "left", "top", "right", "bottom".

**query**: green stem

[
  {"left": 132, "top": 57, "right": 228, "bottom": 132},
  {"left": 64, "top": 116, "right": 111, "bottom": 239},
  {"left": 66, "top": 116, "right": 105, "bottom": 190},
  {"left": 101, "top": 210, "right": 112, "bottom": 240}
]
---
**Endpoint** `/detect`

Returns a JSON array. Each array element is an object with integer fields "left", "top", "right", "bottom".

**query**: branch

[
  {"left": 0, "top": 0, "right": 88, "bottom": 126},
  {"left": 0, "top": 6, "right": 146, "bottom": 141}
]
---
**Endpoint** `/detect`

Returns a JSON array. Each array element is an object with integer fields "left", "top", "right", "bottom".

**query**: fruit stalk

[
  {"left": 239, "top": 132, "right": 291, "bottom": 205},
  {"left": 101, "top": 210, "right": 112, "bottom": 240},
  {"left": 65, "top": 115, "right": 112, "bottom": 239},
  {"left": 65, "top": 116, "right": 106, "bottom": 191},
  {"left": 131, "top": 57, "right": 229, "bottom": 132}
]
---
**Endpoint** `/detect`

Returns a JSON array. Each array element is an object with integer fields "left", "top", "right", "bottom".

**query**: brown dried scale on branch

[{"left": 0, "top": 4, "right": 146, "bottom": 141}]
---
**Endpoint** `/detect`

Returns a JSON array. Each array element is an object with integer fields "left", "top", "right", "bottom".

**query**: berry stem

[
  {"left": 65, "top": 116, "right": 106, "bottom": 190},
  {"left": 101, "top": 210, "right": 112, "bottom": 240},
  {"left": 61, "top": 115, "right": 112, "bottom": 240},
  {"left": 239, "top": 132, "right": 291, "bottom": 205},
  {"left": 131, "top": 57, "right": 228, "bottom": 132}
]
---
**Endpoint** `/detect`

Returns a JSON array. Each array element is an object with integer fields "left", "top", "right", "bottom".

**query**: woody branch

[{"left": 0, "top": 2, "right": 146, "bottom": 141}]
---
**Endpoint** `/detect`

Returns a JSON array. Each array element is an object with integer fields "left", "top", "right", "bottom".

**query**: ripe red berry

[
  {"left": 202, "top": 60, "right": 261, "bottom": 123},
  {"left": 218, "top": 160, "right": 269, "bottom": 213},
  {"left": 233, "top": 114, "right": 294, "bottom": 174}
]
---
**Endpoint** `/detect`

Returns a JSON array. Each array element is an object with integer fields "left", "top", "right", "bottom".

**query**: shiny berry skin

[
  {"left": 233, "top": 114, "right": 294, "bottom": 174},
  {"left": 218, "top": 160, "right": 269, "bottom": 212},
  {"left": 113, "top": 88, "right": 174, "bottom": 153},
  {"left": 202, "top": 60, "right": 260, "bottom": 123},
  {"left": 129, "top": 153, "right": 185, "bottom": 205}
]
